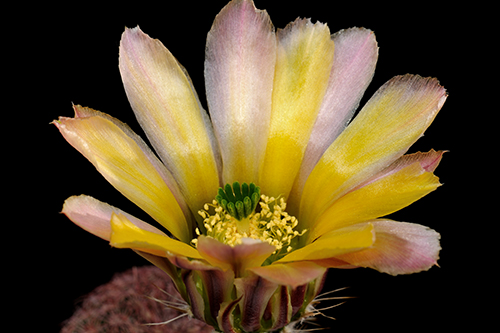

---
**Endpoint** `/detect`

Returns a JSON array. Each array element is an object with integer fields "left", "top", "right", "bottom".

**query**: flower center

[{"left": 192, "top": 182, "right": 307, "bottom": 257}]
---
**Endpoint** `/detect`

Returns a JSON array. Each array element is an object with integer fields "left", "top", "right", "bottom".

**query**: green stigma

[{"left": 215, "top": 182, "right": 260, "bottom": 220}]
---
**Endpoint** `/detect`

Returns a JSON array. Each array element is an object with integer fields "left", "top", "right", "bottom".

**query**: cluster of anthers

[{"left": 192, "top": 182, "right": 307, "bottom": 260}]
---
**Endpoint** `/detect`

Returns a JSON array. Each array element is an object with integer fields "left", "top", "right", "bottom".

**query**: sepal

[
  {"left": 183, "top": 271, "right": 206, "bottom": 322},
  {"left": 218, "top": 296, "right": 242, "bottom": 333},
  {"left": 234, "top": 273, "right": 278, "bottom": 332},
  {"left": 268, "top": 285, "right": 292, "bottom": 331}
]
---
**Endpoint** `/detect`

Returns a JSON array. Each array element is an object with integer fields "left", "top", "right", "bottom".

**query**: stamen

[{"left": 193, "top": 186, "right": 307, "bottom": 260}]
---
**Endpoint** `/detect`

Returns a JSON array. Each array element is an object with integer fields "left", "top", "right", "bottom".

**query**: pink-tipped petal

[
  {"left": 68, "top": 105, "right": 191, "bottom": 220},
  {"left": 300, "top": 75, "right": 447, "bottom": 228},
  {"left": 205, "top": 0, "right": 276, "bottom": 184},
  {"left": 336, "top": 220, "right": 441, "bottom": 275},
  {"left": 119, "top": 26, "right": 220, "bottom": 217},
  {"left": 55, "top": 107, "right": 190, "bottom": 242},
  {"left": 289, "top": 28, "right": 378, "bottom": 209},
  {"left": 259, "top": 18, "right": 335, "bottom": 199},
  {"left": 62, "top": 195, "right": 166, "bottom": 241},
  {"left": 308, "top": 154, "right": 442, "bottom": 241}
]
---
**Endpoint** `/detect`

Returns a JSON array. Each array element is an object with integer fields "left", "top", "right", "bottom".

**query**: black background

[{"left": 15, "top": 0, "right": 487, "bottom": 331}]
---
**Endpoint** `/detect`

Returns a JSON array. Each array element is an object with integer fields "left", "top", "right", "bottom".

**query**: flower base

[{"left": 62, "top": 265, "right": 328, "bottom": 333}]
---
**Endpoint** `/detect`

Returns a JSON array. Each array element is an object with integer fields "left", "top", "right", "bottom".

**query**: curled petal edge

[{"left": 334, "top": 220, "right": 441, "bottom": 275}]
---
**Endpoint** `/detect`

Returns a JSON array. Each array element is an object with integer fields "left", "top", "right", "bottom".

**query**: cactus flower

[{"left": 55, "top": 0, "right": 446, "bottom": 331}]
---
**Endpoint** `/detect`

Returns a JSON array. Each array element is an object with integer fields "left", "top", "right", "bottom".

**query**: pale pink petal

[
  {"left": 204, "top": 0, "right": 276, "bottom": 184},
  {"left": 335, "top": 220, "right": 441, "bottom": 275},
  {"left": 119, "top": 27, "right": 220, "bottom": 217},
  {"left": 196, "top": 236, "right": 276, "bottom": 277},
  {"left": 62, "top": 195, "right": 166, "bottom": 241},
  {"left": 289, "top": 28, "right": 378, "bottom": 209}
]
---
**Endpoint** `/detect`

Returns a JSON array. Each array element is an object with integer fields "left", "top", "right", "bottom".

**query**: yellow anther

[{"left": 193, "top": 193, "right": 307, "bottom": 258}]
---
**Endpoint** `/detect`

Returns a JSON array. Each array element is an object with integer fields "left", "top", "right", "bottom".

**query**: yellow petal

[
  {"left": 70, "top": 105, "right": 192, "bottom": 221},
  {"left": 55, "top": 111, "right": 190, "bottom": 242},
  {"left": 119, "top": 27, "right": 220, "bottom": 216},
  {"left": 110, "top": 213, "right": 202, "bottom": 259},
  {"left": 308, "top": 161, "right": 441, "bottom": 242},
  {"left": 259, "top": 18, "right": 335, "bottom": 199},
  {"left": 300, "top": 75, "right": 446, "bottom": 227},
  {"left": 278, "top": 222, "right": 375, "bottom": 263}
]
